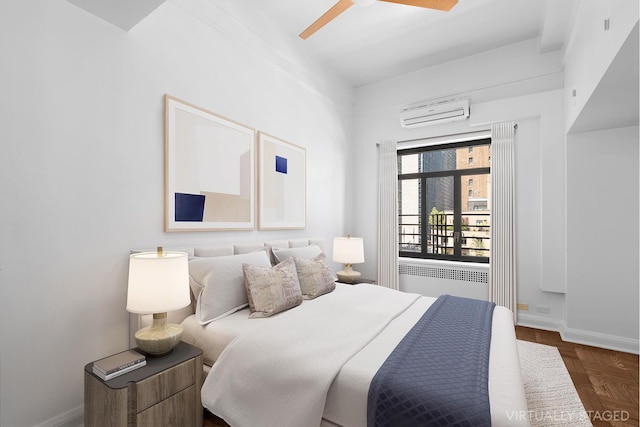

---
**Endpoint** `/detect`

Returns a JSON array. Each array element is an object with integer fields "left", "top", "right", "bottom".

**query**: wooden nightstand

[{"left": 84, "top": 341, "right": 203, "bottom": 427}]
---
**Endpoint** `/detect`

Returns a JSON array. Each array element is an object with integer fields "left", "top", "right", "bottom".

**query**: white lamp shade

[
  {"left": 333, "top": 237, "right": 365, "bottom": 264},
  {"left": 126, "top": 251, "right": 190, "bottom": 314}
]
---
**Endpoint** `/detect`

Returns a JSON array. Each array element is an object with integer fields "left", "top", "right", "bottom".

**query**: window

[{"left": 398, "top": 139, "right": 491, "bottom": 263}]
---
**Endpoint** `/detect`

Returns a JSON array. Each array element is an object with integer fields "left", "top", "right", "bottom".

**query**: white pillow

[
  {"left": 190, "top": 251, "right": 272, "bottom": 325},
  {"left": 272, "top": 244, "right": 322, "bottom": 264}
]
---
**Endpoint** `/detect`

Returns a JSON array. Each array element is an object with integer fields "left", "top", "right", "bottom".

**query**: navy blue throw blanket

[{"left": 367, "top": 295, "right": 496, "bottom": 427}]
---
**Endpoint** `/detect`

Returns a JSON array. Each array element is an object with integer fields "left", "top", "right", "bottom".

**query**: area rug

[{"left": 517, "top": 340, "right": 593, "bottom": 426}]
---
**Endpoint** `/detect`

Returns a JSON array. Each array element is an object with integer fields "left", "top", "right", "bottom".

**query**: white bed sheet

[
  {"left": 322, "top": 296, "right": 530, "bottom": 427},
  {"left": 182, "top": 308, "right": 257, "bottom": 366},
  {"left": 182, "top": 284, "right": 529, "bottom": 427}
]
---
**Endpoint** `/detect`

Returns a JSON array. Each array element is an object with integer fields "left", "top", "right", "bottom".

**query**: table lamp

[
  {"left": 333, "top": 235, "right": 365, "bottom": 283},
  {"left": 126, "top": 247, "right": 190, "bottom": 356}
]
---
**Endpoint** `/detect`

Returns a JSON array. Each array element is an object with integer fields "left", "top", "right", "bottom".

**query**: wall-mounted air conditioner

[{"left": 399, "top": 97, "right": 470, "bottom": 128}]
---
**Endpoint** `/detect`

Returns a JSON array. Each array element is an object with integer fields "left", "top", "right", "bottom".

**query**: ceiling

[
  {"left": 67, "top": 0, "right": 637, "bottom": 132},
  {"left": 244, "top": 0, "right": 575, "bottom": 86},
  {"left": 69, "top": 0, "right": 576, "bottom": 87}
]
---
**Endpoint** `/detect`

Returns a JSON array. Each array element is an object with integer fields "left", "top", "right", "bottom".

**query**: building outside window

[{"left": 398, "top": 139, "right": 491, "bottom": 263}]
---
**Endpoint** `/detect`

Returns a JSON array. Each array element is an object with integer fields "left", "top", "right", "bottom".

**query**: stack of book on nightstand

[{"left": 92, "top": 349, "right": 146, "bottom": 381}]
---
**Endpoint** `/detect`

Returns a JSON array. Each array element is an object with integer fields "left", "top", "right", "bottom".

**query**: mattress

[{"left": 182, "top": 284, "right": 529, "bottom": 427}]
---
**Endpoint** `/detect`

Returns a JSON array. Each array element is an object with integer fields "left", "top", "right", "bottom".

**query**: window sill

[{"left": 399, "top": 257, "right": 489, "bottom": 272}]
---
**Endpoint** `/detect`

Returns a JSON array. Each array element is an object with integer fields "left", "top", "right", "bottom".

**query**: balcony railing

[{"left": 399, "top": 212, "right": 490, "bottom": 258}]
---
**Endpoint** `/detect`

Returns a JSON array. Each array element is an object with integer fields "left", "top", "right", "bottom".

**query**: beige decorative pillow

[
  {"left": 243, "top": 257, "right": 303, "bottom": 318},
  {"left": 294, "top": 253, "right": 336, "bottom": 299}
]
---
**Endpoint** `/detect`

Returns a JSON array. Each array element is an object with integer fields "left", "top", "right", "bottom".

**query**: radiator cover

[{"left": 399, "top": 261, "right": 489, "bottom": 300}]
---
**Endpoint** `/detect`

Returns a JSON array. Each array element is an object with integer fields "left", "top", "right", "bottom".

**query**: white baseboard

[
  {"left": 517, "top": 313, "right": 564, "bottom": 332},
  {"left": 34, "top": 405, "right": 83, "bottom": 427},
  {"left": 562, "top": 327, "right": 640, "bottom": 355},
  {"left": 517, "top": 313, "right": 639, "bottom": 355}
]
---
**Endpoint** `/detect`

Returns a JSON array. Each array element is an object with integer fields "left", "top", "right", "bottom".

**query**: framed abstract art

[
  {"left": 257, "top": 132, "right": 306, "bottom": 230},
  {"left": 164, "top": 95, "right": 255, "bottom": 231}
]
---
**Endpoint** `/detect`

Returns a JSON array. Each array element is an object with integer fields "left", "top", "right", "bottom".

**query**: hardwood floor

[
  {"left": 203, "top": 326, "right": 639, "bottom": 427},
  {"left": 203, "top": 410, "right": 229, "bottom": 427},
  {"left": 516, "top": 326, "right": 639, "bottom": 427}
]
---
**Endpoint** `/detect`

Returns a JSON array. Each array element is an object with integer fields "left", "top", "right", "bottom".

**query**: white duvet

[{"left": 199, "top": 284, "right": 529, "bottom": 427}]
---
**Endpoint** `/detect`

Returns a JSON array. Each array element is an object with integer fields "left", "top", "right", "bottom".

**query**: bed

[{"left": 133, "top": 238, "right": 529, "bottom": 427}]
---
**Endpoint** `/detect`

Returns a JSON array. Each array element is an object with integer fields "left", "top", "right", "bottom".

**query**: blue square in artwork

[
  {"left": 275, "top": 156, "right": 288, "bottom": 174},
  {"left": 175, "top": 193, "right": 205, "bottom": 222}
]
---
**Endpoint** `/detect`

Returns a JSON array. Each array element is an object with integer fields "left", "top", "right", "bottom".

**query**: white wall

[
  {"left": 0, "top": 0, "right": 353, "bottom": 425},
  {"left": 565, "top": 126, "right": 639, "bottom": 352},
  {"left": 351, "top": 6, "right": 639, "bottom": 353},
  {"left": 560, "top": 0, "right": 639, "bottom": 353},
  {"left": 351, "top": 40, "right": 567, "bottom": 330},
  {"left": 563, "top": 0, "right": 639, "bottom": 131}
]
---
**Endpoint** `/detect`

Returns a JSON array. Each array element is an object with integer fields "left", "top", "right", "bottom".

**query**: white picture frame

[
  {"left": 257, "top": 132, "right": 306, "bottom": 230},
  {"left": 164, "top": 95, "right": 255, "bottom": 231}
]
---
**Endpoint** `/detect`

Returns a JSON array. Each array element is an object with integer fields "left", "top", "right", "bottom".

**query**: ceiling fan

[{"left": 299, "top": 0, "right": 458, "bottom": 39}]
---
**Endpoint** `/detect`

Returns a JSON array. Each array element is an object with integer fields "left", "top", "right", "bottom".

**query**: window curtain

[
  {"left": 489, "top": 122, "right": 517, "bottom": 322},
  {"left": 377, "top": 140, "right": 399, "bottom": 290}
]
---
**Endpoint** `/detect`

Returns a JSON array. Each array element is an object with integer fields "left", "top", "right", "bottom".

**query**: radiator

[{"left": 399, "top": 261, "right": 489, "bottom": 301}]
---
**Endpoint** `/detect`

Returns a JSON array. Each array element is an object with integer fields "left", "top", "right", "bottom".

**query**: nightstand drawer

[
  {"left": 136, "top": 358, "right": 196, "bottom": 412},
  {"left": 85, "top": 342, "right": 203, "bottom": 427},
  {"left": 138, "top": 384, "right": 197, "bottom": 426}
]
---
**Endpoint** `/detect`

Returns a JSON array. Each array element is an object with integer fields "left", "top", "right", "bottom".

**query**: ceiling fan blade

[
  {"left": 379, "top": 0, "right": 458, "bottom": 11},
  {"left": 299, "top": 0, "right": 354, "bottom": 39}
]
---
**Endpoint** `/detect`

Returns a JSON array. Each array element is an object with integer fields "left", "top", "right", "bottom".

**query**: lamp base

[
  {"left": 134, "top": 312, "right": 183, "bottom": 357},
  {"left": 336, "top": 264, "right": 361, "bottom": 284}
]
